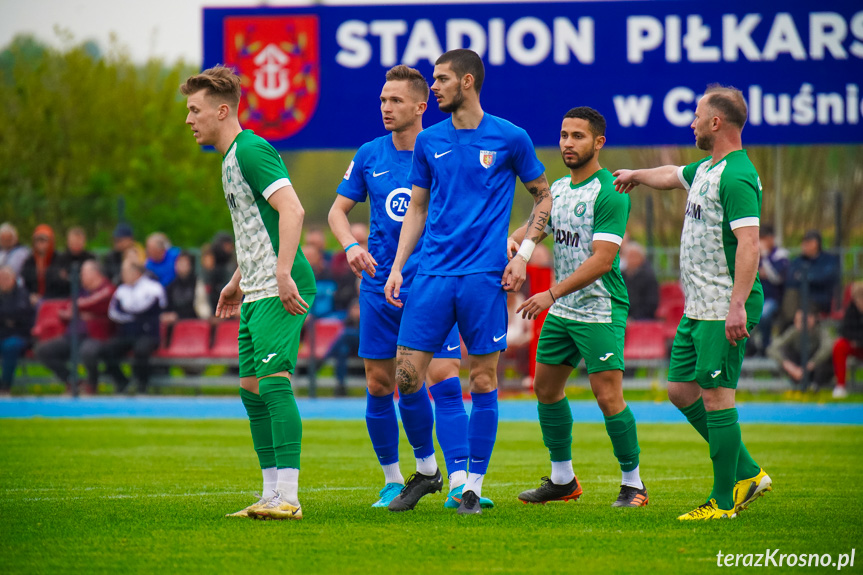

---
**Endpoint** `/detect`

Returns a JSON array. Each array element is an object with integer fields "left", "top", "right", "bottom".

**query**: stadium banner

[{"left": 202, "top": 1, "right": 863, "bottom": 149}]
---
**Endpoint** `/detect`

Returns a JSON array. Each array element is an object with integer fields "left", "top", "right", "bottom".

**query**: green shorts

[
  {"left": 238, "top": 295, "right": 314, "bottom": 379},
  {"left": 667, "top": 316, "right": 758, "bottom": 389},
  {"left": 535, "top": 312, "right": 625, "bottom": 373}
]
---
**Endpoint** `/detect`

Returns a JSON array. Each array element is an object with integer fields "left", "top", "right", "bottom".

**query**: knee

[
  {"left": 534, "top": 382, "right": 561, "bottom": 404},
  {"left": 367, "top": 372, "right": 395, "bottom": 396},
  {"left": 469, "top": 367, "right": 497, "bottom": 394},
  {"left": 395, "top": 362, "right": 420, "bottom": 394}
]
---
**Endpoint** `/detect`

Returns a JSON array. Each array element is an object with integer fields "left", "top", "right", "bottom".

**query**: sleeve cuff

[
  {"left": 730, "top": 217, "right": 760, "bottom": 230},
  {"left": 262, "top": 178, "right": 291, "bottom": 200},
  {"left": 593, "top": 232, "right": 623, "bottom": 245},
  {"left": 677, "top": 166, "right": 689, "bottom": 190}
]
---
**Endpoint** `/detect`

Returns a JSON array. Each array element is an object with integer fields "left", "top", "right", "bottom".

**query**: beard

[
  {"left": 438, "top": 84, "right": 465, "bottom": 114},
  {"left": 696, "top": 131, "right": 714, "bottom": 151},
  {"left": 561, "top": 145, "right": 595, "bottom": 170}
]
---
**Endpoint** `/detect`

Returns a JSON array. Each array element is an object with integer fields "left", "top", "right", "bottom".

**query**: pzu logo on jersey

[{"left": 385, "top": 188, "right": 412, "bottom": 222}]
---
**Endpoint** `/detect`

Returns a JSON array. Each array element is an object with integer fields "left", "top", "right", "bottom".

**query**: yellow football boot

[
  {"left": 677, "top": 498, "right": 736, "bottom": 520},
  {"left": 734, "top": 469, "right": 772, "bottom": 512},
  {"left": 225, "top": 496, "right": 269, "bottom": 518},
  {"left": 249, "top": 493, "right": 303, "bottom": 520}
]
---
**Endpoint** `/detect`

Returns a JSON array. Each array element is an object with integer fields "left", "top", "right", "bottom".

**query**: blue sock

[
  {"left": 430, "top": 377, "right": 469, "bottom": 474},
  {"left": 468, "top": 389, "right": 499, "bottom": 475},
  {"left": 397, "top": 384, "right": 435, "bottom": 460},
  {"left": 365, "top": 390, "right": 399, "bottom": 466}
]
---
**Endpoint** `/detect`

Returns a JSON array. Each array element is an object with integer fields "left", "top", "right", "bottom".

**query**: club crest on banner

[
  {"left": 480, "top": 150, "right": 496, "bottom": 169},
  {"left": 224, "top": 15, "right": 320, "bottom": 142}
]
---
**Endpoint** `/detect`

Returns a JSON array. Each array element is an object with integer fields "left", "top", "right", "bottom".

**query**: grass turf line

[{"left": 1, "top": 419, "right": 861, "bottom": 574}]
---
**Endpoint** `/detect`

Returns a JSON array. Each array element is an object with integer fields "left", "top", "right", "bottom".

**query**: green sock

[
  {"left": 258, "top": 376, "right": 303, "bottom": 470},
  {"left": 239, "top": 388, "right": 276, "bottom": 469},
  {"left": 604, "top": 405, "right": 641, "bottom": 472},
  {"left": 679, "top": 397, "right": 761, "bottom": 481},
  {"left": 537, "top": 397, "right": 573, "bottom": 462},
  {"left": 707, "top": 408, "right": 740, "bottom": 510}
]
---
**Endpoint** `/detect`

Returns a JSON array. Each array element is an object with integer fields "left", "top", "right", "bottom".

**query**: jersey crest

[{"left": 480, "top": 150, "right": 496, "bottom": 168}]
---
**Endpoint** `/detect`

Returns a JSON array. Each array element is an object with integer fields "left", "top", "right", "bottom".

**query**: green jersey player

[
  {"left": 510, "top": 107, "right": 647, "bottom": 508},
  {"left": 181, "top": 66, "right": 316, "bottom": 520},
  {"left": 613, "top": 84, "right": 771, "bottom": 520}
]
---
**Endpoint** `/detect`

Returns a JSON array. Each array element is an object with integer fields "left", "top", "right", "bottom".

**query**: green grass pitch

[{"left": 1, "top": 419, "right": 861, "bottom": 574}]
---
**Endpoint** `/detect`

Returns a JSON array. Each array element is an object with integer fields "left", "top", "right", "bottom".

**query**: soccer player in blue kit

[
  {"left": 328, "top": 65, "right": 493, "bottom": 510},
  {"left": 384, "top": 49, "right": 552, "bottom": 515}
]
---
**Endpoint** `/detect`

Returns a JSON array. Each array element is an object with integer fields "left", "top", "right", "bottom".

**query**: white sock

[
  {"left": 449, "top": 470, "right": 467, "bottom": 491},
  {"left": 382, "top": 462, "right": 404, "bottom": 485},
  {"left": 621, "top": 465, "right": 643, "bottom": 489},
  {"left": 464, "top": 472, "right": 484, "bottom": 498},
  {"left": 551, "top": 460, "right": 575, "bottom": 485},
  {"left": 416, "top": 454, "right": 438, "bottom": 476},
  {"left": 277, "top": 468, "right": 300, "bottom": 506},
  {"left": 262, "top": 467, "right": 278, "bottom": 499}
]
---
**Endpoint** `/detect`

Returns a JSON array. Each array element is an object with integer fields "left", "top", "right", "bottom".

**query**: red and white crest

[
  {"left": 224, "top": 15, "right": 320, "bottom": 142},
  {"left": 480, "top": 150, "right": 496, "bottom": 168}
]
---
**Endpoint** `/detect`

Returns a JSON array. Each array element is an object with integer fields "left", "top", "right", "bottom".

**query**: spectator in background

[
  {"left": 324, "top": 298, "right": 362, "bottom": 397},
  {"left": 767, "top": 306, "right": 835, "bottom": 391},
  {"left": 103, "top": 223, "right": 145, "bottom": 285},
  {"left": 55, "top": 226, "right": 95, "bottom": 287},
  {"left": 104, "top": 259, "right": 166, "bottom": 394},
  {"left": 752, "top": 225, "right": 789, "bottom": 355},
  {"left": 0, "top": 266, "right": 33, "bottom": 393},
  {"left": 0, "top": 222, "right": 30, "bottom": 275},
  {"left": 161, "top": 251, "right": 210, "bottom": 325},
  {"left": 145, "top": 232, "right": 181, "bottom": 287},
  {"left": 782, "top": 230, "right": 840, "bottom": 326},
  {"left": 832, "top": 281, "right": 863, "bottom": 399},
  {"left": 305, "top": 226, "right": 332, "bottom": 266},
  {"left": 203, "top": 232, "right": 237, "bottom": 314},
  {"left": 33, "top": 260, "right": 115, "bottom": 395},
  {"left": 21, "top": 224, "right": 69, "bottom": 305},
  {"left": 621, "top": 241, "right": 659, "bottom": 319}
]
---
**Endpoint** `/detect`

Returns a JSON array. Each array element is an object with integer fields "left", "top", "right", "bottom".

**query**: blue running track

[{"left": 0, "top": 397, "right": 861, "bottom": 425}]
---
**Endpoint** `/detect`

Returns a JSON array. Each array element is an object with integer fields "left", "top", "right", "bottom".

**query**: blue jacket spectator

[
  {"left": 145, "top": 232, "right": 181, "bottom": 288},
  {"left": 0, "top": 266, "right": 34, "bottom": 392},
  {"left": 754, "top": 225, "right": 789, "bottom": 354},
  {"left": 785, "top": 230, "right": 840, "bottom": 316}
]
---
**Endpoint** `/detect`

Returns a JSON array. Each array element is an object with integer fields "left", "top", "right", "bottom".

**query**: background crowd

[{"left": 0, "top": 220, "right": 860, "bottom": 396}]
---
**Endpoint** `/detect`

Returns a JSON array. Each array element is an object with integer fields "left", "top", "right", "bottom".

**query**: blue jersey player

[
  {"left": 328, "top": 65, "right": 493, "bottom": 510},
  {"left": 384, "top": 49, "right": 553, "bottom": 515}
]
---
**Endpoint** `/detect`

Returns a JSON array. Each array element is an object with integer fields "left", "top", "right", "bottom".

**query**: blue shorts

[
  {"left": 398, "top": 272, "right": 507, "bottom": 356},
  {"left": 358, "top": 290, "right": 460, "bottom": 360}
]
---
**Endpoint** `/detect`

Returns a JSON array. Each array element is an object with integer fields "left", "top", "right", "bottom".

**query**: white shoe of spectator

[{"left": 832, "top": 385, "right": 848, "bottom": 399}]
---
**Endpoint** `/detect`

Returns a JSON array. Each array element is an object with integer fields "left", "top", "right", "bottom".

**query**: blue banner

[{"left": 203, "top": 1, "right": 863, "bottom": 149}]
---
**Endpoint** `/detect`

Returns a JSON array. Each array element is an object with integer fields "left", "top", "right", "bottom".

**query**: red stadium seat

[
  {"left": 624, "top": 320, "right": 667, "bottom": 360},
  {"left": 656, "top": 281, "right": 685, "bottom": 338},
  {"left": 297, "top": 318, "right": 345, "bottom": 360},
  {"left": 31, "top": 299, "right": 70, "bottom": 342},
  {"left": 658, "top": 281, "right": 685, "bottom": 308},
  {"left": 157, "top": 319, "right": 212, "bottom": 358},
  {"left": 210, "top": 319, "right": 240, "bottom": 358}
]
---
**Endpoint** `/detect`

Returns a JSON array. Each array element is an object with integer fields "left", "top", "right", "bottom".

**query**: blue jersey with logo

[
  {"left": 337, "top": 134, "right": 422, "bottom": 293},
  {"left": 408, "top": 113, "right": 544, "bottom": 276}
]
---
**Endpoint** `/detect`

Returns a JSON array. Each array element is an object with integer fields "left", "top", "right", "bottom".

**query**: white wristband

[{"left": 516, "top": 239, "right": 536, "bottom": 263}]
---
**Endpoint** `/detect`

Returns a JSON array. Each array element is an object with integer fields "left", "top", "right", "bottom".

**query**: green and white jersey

[
  {"left": 544, "top": 168, "right": 630, "bottom": 323},
  {"left": 222, "top": 130, "right": 316, "bottom": 303},
  {"left": 677, "top": 149, "right": 763, "bottom": 322}
]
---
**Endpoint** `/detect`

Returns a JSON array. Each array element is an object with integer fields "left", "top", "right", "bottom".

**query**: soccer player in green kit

[
  {"left": 510, "top": 107, "right": 648, "bottom": 507},
  {"left": 181, "top": 66, "right": 316, "bottom": 520},
  {"left": 613, "top": 85, "right": 771, "bottom": 520}
]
